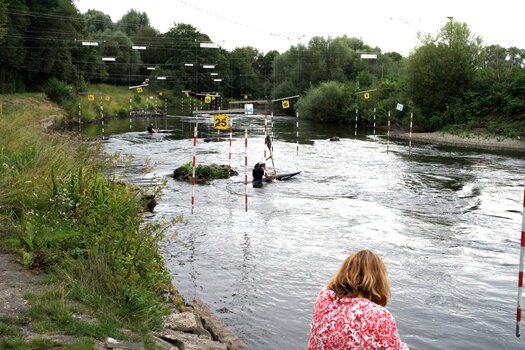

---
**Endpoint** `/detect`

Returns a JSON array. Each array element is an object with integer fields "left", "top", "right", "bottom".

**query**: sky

[{"left": 74, "top": 0, "right": 524, "bottom": 56}]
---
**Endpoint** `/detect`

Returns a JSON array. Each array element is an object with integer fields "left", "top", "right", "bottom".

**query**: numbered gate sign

[
  {"left": 213, "top": 114, "right": 229, "bottom": 130},
  {"left": 364, "top": 92, "right": 370, "bottom": 100},
  {"left": 137, "top": 87, "right": 143, "bottom": 93},
  {"left": 87, "top": 94, "right": 95, "bottom": 101},
  {"left": 282, "top": 100, "right": 290, "bottom": 109},
  {"left": 205, "top": 95, "right": 212, "bottom": 104},
  {"left": 105, "top": 95, "right": 111, "bottom": 102}
]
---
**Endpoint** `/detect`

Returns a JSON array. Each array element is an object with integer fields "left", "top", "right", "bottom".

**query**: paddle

[{"left": 265, "top": 135, "right": 277, "bottom": 175}]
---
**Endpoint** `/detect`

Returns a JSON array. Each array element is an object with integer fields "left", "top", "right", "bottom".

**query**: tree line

[{"left": 0, "top": 0, "right": 523, "bottom": 135}]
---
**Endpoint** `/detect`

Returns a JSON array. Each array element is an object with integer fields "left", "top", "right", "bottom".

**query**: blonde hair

[{"left": 326, "top": 250, "right": 390, "bottom": 306}]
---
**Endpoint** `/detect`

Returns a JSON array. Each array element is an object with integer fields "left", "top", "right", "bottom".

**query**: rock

[
  {"left": 330, "top": 136, "right": 340, "bottom": 141},
  {"left": 191, "top": 300, "right": 249, "bottom": 350},
  {"left": 154, "top": 329, "right": 227, "bottom": 350}
]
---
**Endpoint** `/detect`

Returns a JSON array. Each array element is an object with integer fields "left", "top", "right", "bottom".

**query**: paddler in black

[
  {"left": 147, "top": 124, "right": 158, "bottom": 134},
  {"left": 252, "top": 161, "right": 265, "bottom": 183}
]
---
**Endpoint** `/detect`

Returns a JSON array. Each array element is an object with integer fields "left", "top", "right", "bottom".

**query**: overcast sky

[{"left": 75, "top": 0, "right": 524, "bottom": 56}]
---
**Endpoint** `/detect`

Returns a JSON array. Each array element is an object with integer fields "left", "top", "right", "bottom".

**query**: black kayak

[
  {"left": 253, "top": 171, "right": 301, "bottom": 187},
  {"left": 271, "top": 171, "right": 301, "bottom": 181}
]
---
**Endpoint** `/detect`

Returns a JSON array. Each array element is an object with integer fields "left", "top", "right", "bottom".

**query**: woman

[{"left": 308, "top": 250, "right": 409, "bottom": 350}]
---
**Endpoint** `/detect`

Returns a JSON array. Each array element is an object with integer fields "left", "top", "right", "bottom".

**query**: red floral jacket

[{"left": 308, "top": 288, "right": 409, "bottom": 350}]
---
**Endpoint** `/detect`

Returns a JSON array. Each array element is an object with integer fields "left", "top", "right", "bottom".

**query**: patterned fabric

[{"left": 308, "top": 288, "right": 409, "bottom": 350}]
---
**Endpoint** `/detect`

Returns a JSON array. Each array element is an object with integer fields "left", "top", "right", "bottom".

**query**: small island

[{"left": 173, "top": 162, "right": 239, "bottom": 183}]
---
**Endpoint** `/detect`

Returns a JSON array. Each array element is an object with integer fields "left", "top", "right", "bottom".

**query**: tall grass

[{"left": 0, "top": 94, "right": 177, "bottom": 346}]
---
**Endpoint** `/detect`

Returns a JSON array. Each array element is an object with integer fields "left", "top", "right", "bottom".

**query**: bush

[{"left": 44, "top": 78, "right": 74, "bottom": 104}]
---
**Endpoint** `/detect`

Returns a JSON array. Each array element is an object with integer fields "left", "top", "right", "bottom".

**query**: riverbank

[
  {"left": 390, "top": 130, "right": 525, "bottom": 152},
  {"left": 0, "top": 94, "right": 247, "bottom": 349}
]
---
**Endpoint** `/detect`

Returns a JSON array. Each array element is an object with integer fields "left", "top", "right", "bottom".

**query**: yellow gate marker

[{"left": 213, "top": 114, "right": 229, "bottom": 130}]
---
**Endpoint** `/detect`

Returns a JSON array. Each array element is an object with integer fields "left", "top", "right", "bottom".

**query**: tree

[
  {"left": 0, "top": 0, "right": 29, "bottom": 92},
  {"left": 116, "top": 9, "right": 149, "bottom": 37},
  {"left": 0, "top": 0, "right": 7, "bottom": 42},
  {"left": 406, "top": 21, "right": 482, "bottom": 125},
  {"left": 83, "top": 9, "right": 113, "bottom": 35}
]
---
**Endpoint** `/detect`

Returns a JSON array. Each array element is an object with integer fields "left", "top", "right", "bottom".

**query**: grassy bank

[
  {"left": 51, "top": 83, "right": 201, "bottom": 124},
  {"left": 0, "top": 94, "right": 181, "bottom": 349}
]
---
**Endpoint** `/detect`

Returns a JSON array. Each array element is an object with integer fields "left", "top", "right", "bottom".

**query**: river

[{"left": 82, "top": 114, "right": 525, "bottom": 349}]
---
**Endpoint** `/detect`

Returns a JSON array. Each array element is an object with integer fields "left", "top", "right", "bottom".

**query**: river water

[{"left": 83, "top": 114, "right": 525, "bottom": 349}]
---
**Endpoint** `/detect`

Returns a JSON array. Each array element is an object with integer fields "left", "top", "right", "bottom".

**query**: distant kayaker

[{"left": 147, "top": 124, "right": 158, "bottom": 134}]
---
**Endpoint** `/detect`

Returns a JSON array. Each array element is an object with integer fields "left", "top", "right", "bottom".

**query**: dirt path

[{"left": 0, "top": 252, "right": 44, "bottom": 318}]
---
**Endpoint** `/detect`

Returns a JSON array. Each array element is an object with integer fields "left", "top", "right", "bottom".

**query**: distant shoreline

[{"left": 389, "top": 131, "right": 525, "bottom": 153}]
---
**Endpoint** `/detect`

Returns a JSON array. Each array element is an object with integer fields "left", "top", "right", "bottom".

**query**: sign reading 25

[{"left": 213, "top": 114, "right": 229, "bottom": 130}]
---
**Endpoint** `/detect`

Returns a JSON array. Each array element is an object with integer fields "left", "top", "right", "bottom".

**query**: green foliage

[
  {"left": 44, "top": 79, "right": 74, "bottom": 104},
  {"left": 0, "top": 94, "right": 175, "bottom": 342},
  {"left": 295, "top": 81, "right": 351, "bottom": 122},
  {"left": 406, "top": 21, "right": 482, "bottom": 129},
  {"left": 180, "top": 161, "right": 231, "bottom": 180}
]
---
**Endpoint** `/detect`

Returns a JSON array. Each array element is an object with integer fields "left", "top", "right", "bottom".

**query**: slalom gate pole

[
  {"left": 191, "top": 126, "right": 198, "bottom": 215},
  {"left": 387, "top": 110, "right": 391, "bottom": 154},
  {"left": 100, "top": 97, "right": 105, "bottom": 140},
  {"left": 264, "top": 113, "right": 268, "bottom": 167},
  {"left": 228, "top": 118, "right": 233, "bottom": 168},
  {"left": 296, "top": 112, "right": 299, "bottom": 155},
  {"left": 355, "top": 109, "right": 358, "bottom": 137},
  {"left": 78, "top": 103, "right": 81, "bottom": 132},
  {"left": 271, "top": 112, "right": 275, "bottom": 154},
  {"left": 129, "top": 96, "right": 132, "bottom": 130},
  {"left": 409, "top": 112, "right": 413, "bottom": 155},
  {"left": 244, "top": 129, "right": 248, "bottom": 212},
  {"left": 373, "top": 107, "right": 376, "bottom": 139},
  {"left": 516, "top": 188, "right": 525, "bottom": 337}
]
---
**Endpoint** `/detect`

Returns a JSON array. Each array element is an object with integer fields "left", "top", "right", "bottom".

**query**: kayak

[
  {"left": 270, "top": 171, "right": 301, "bottom": 181},
  {"left": 252, "top": 171, "right": 301, "bottom": 186}
]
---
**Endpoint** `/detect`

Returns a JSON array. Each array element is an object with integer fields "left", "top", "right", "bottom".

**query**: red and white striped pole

[
  {"left": 191, "top": 126, "right": 198, "bottom": 214},
  {"left": 228, "top": 118, "right": 233, "bottom": 168},
  {"left": 263, "top": 113, "right": 268, "bottom": 169},
  {"left": 244, "top": 129, "right": 248, "bottom": 212},
  {"left": 296, "top": 112, "right": 299, "bottom": 155},
  {"left": 409, "top": 112, "right": 413, "bottom": 155},
  {"left": 354, "top": 109, "right": 358, "bottom": 137},
  {"left": 516, "top": 188, "right": 525, "bottom": 337},
  {"left": 387, "top": 110, "right": 391, "bottom": 154},
  {"left": 373, "top": 107, "right": 376, "bottom": 139}
]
